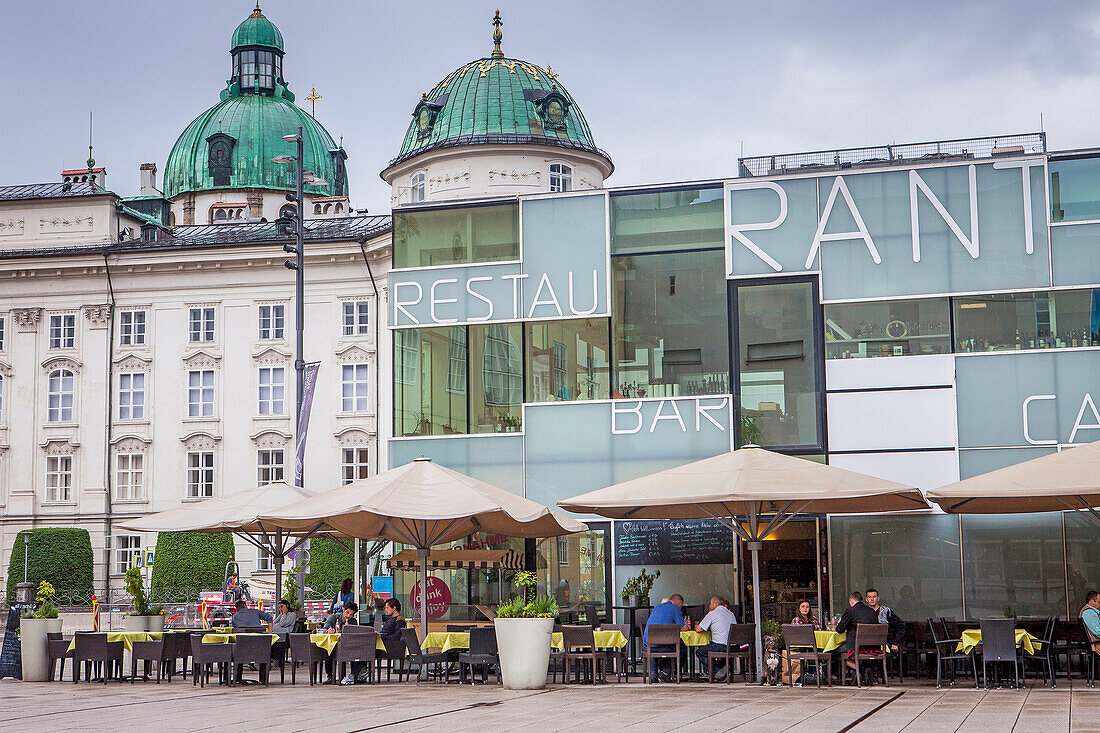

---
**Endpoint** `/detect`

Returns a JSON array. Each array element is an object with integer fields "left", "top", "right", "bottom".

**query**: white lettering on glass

[
  {"left": 393, "top": 281, "right": 423, "bottom": 325},
  {"left": 992, "top": 159, "right": 1044, "bottom": 255},
  {"left": 728, "top": 181, "right": 786, "bottom": 272},
  {"left": 650, "top": 399, "right": 687, "bottom": 433},
  {"left": 696, "top": 397, "right": 729, "bottom": 431},
  {"left": 500, "top": 273, "right": 529, "bottom": 319},
  {"left": 805, "top": 176, "right": 881, "bottom": 269},
  {"left": 466, "top": 276, "right": 495, "bottom": 322},
  {"left": 527, "top": 273, "right": 564, "bottom": 318},
  {"left": 1070, "top": 393, "right": 1100, "bottom": 443},
  {"left": 611, "top": 401, "right": 644, "bottom": 435},
  {"left": 568, "top": 270, "right": 600, "bottom": 316},
  {"left": 1022, "top": 394, "right": 1057, "bottom": 446},
  {"left": 909, "top": 165, "right": 979, "bottom": 262},
  {"left": 429, "top": 278, "right": 459, "bottom": 324}
]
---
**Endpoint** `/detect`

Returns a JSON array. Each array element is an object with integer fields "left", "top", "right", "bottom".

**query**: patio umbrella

[
  {"left": 258, "top": 458, "right": 586, "bottom": 629},
  {"left": 927, "top": 440, "right": 1100, "bottom": 525},
  {"left": 558, "top": 445, "right": 928, "bottom": 680},
  {"left": 118, "top": 481, "right": 337, "bottom": 606}
]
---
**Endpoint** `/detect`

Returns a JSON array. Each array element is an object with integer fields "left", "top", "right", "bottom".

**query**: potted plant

[
  {"left": 493, "top": 571, "right": 559, "bottom": 690},
  {"left": 123, "top": 566, "right": 165, "bottom": 632},
  {"left": 620, "top": 568, "right": 660, "bottom": 607},
  {"left": 20, "top": 580, "right": 61, "bottom": 681}
]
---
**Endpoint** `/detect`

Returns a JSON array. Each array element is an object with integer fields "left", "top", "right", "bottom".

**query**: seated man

[
  {"left": 272, "top": 599, "right": 297, "bottom": 635},
  {"left": 835, "top": 591, "right": 880, "bottom": 680},
  {"left": 1081, "top": 591, "right": 1100, "bottom": 653},
  {"left": 322, "top": 601, "right": 367, "bottom": 685},
  {"left": 379, "top": 598, "right": 407, "bottom": 641},
  {"left": 865, "top": 588, "right": 905, "bottom": 651},
  {"left": 230, "top": 599, "right": 273, "bottom": 630},
  {"left": 694, "top": 595, "right": 737, "bottom": 681},
  {"left": 643, "top": 593, "right": 690, "bottom": 682}
]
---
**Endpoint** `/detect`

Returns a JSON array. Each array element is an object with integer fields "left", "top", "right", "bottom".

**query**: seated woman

[{"left": 791, "top": 600, "right": 821, "bottom": 630}]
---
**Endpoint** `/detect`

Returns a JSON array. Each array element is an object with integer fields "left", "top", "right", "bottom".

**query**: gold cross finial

[
  {"left": 306, "top": 87, "right": 322, "bottom": 116},
  {"left": 547, "top": 66, "right": 559, "bottom": 80},
  {"left": 491, "top": 10, "right": 504, "bottom": 58}
]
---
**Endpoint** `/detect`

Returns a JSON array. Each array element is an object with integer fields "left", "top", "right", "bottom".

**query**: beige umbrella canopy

[
  {"left": 118, "top": 482, "right": 332, "bottom": 604},
  {"left": 559, "top": 445, "right": 928, "bottom": 680},
  {"left": 259, "top": 458, "right": 586, "bottom": 626},
  {"left": 928, "top": 440, "right": 1100, "bottom": 521}
]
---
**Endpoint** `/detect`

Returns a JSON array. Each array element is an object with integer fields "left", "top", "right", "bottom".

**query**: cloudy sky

[{"left": 2, "top": 1, "right": 1097, "bottom": 212}]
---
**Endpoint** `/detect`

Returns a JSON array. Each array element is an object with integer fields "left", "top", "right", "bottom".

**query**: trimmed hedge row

[
  {"left": 305, "top": 538, "right": 353, "bottom": 591},
  {"left": 150, "top": 531, "right": 235, "bottom": 598},
  {"left": 6, "top": 528, "right": 94, "bottom": 600}
]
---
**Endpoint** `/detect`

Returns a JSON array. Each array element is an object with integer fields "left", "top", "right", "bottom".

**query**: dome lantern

[{"left": 229, "top": 4, "right": 287, "bottom": 98}]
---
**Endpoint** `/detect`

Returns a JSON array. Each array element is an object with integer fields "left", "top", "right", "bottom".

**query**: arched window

[
  {"left": 335, "top": 203, "right": 343, "bottom": 214},
  {"left": 323, "top": 203, "right": 331, "bottom": 214},
  {"left": 549, "top": 163, "right": 572, "bottom": 193},
  {"left": 213, "top": 208, "right": 228, "bottom": 223},
  {"left": 314, "top": 204, "right": 322, "bottom": 215},
  {"left": 410, "top": 172, "right": 426, "bottom": 203},
  {"left": 279, "top": 203, "right": 296, "bottom": 220},
  {"left": 47, "top": 368, "right": 74, "bottom": 422}
]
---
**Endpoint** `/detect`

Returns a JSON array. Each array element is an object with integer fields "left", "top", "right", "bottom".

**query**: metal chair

[
  {"left": 979, "top": 618, "right": 1023, "bottom": 690},
  {"left": 160, "top": 631, "right": 192, "bottom": 681},
  {"left": 399, "top": 627, "right": 450, "bottom": 683},
  {"left": 334, "top": 627, "right": 378, "bottom": 684},
  {"left": 46, "top": 632, "right": 72, "bottom": 682},
  {"left": 928, "top": 618, "right": 976, "bottom": 688},
  {"left": 190, "top": 633, "right": 234, "bottom": 687},
  {"left": 561, "top": 625, "right": 601, "bottom": 684},
  {"left": 458, "top": 627, "right": 499, "bottom": 685},
  {"left": 233, "top": 634, "right": 272, "bottom": 685},
  {"left": 707, "top": 623, "right": 755, "bottom": 683},
  {"left": 583, "top": 603, "right": 600, "bottom": 629},
  {"left": 642, "top": 624, "right": 682, "bottom": 683},
  {"left": 377, "top": 634, "right": 406, "bottom": 682},
  {"left": 287, "top": 633, "right": 325, "bottom": 685},
  {"left": 72, "top": 632, "right": 124, "bottom": 684},
  {"left": 1021, "top": 616, "right": 1056, "bottom": 687},
  {"left": 844, "top": 624, "right": 890, "bottom": 687},
  {"left": 130, "top": 637, "right": 166, "bottom": 683},
  {"left": 782, "top": 623, "right": 829, "bottom": 688}
]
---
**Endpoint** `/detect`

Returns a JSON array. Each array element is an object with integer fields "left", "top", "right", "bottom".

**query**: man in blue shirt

[
  {"left": 644, "top": 593, "right": 690, "bottom": 682},
  {"left": 1081, "top": 591, "right": 1100, "bottom": 654}
]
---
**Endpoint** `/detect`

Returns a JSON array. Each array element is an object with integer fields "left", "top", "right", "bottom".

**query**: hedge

[
  {"left": 150, "top": 531, "right": 235, "bottom": 598},
  {"left": 6, "top": 528, "right": 94, "bottom": 600},
  {"left": 305, "top": 538, "right": 353, "bottom": 591}
]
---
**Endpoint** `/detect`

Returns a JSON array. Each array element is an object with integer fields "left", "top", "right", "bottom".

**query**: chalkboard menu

[
  {"left": 615, "top": 519, "right": 733, "bottom": 566},
  {"left": 0, "top": 603, "right": 34, "bottom": 680}
]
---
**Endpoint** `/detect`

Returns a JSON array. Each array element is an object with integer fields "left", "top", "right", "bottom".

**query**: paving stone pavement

[{"left": 3, "top": 677, "right": 1100, "bottom": 732}]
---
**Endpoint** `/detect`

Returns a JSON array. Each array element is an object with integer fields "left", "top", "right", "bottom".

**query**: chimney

[{"left": 139, "top": 163, "right": 161, "bottom": 196}]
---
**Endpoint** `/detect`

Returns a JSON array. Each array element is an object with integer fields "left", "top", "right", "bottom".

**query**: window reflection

[
  {"left": 610, "top": 188, "right": 724, "bottom": 255},
  {"left": 953, "top": 289, "right": 1100, "bottom": 352},
  {"left": 393, "top": 326, "right": 468, "bottom": 437},
  {"left": 961, "top": 513, "right": 1066, "bottom": 619},
  {"left": 825, "top": 298, "right": 951, "bottom": 359},
  {"left": 526, "top": 318, "right": 610, "bottom": 402},
  {"left": 539, "top": 528, "right": 608, "bottom": 614},
  {"left": 469, "top": 323, "right": 523, "bottom": 433},
  {"left": 393, "top": 204, "right": 519, "bottom": 269},
  {"left": 1051, "top": 155, "right": 1100, "bottom": 222}
]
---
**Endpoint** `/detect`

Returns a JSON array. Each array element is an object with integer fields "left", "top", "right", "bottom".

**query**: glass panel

[
  {"left": 953, "top": 288, "right": 1100, "bottom": 352},
  {"left": 961, "top": 513, "right": 1066, "bottom": 619},
  {"left": 612, "top": 250, "right": 729, "bottom": 397},
  {"left": 735, "top": 280, "right": 821, "bottom": 448},
  {"left": 1065, "top": 511, "right": 1100, "bottom": 617},
  {"left": 525, "top": 318, "right": 610, "bottom": 402},
  {"left": 469, "top": 323, "right": 523, "bottom": 433},
  {"left": 393, "top": 204, "right": 519, "bottom": 269},
  {"left": 829, "top": 514, "right": 963, "bottom": 621},
  {"left": 540, "top": 528, "right": 607, "bottom": 614},
  {"left": 393, "top": 326, "right": 468, "bottom": 436},
  {"left": 1051, "top": 156, "right": 1100, "bottom": 222},
  {"left": 824, "top": 298, "right": 951, "bottom": 359},
  {"left": 610, "top": 188, "right": 724, "bottom": 255}
]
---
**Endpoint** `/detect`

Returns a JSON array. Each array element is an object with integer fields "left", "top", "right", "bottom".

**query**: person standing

[
  {"left": 643, "top": 593, "right": 690, "bottom": 682},
  {"left": 328, "top": 578, "right": 355, "bottom": 615},
  {"left": 694, "top": 595, "right": 737, "bottom": 681}
]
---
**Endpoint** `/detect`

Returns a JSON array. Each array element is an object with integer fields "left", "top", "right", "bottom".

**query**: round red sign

[{"left": 409, "top": 576, "right": 452, "bottom": 620}]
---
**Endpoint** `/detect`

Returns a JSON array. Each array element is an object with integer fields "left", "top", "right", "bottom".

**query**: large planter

[
  {"left": 145, "top": 615, "right": 165, "bottom": 633},
  {"left": 494, "top": 617, "right": 554, "bottom": 690},
  {"left": 19, "top": 617, "right": 59, "bottom": 682},
  {"left": 122, "top": 615, "right": 147, "bottom": 632}
]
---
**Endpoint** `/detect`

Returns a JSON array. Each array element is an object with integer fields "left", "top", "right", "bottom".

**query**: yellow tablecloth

[
  {"left": 66, "top": 631, "right": 164, "bottom": 653},
  {"left": 958, "top": 628, "right": 1039, "bottom": 655},
  {"left": 552, "top": 630, "right": 628, "bottom": 651},
  {"left": 308, "top": 633, "right": 387, "bottom": 654},
  {"left": 816, "top": 630, "right": 846, "bottom": 653},
  {"left": 422, "top": 629, "right": 628, "bottom": 652},
  {"left": 200, "top": 633, "right": 279, "bottom": 646},
  {"left": 680, "top": 630, "right": 711, "bottom": 646}
]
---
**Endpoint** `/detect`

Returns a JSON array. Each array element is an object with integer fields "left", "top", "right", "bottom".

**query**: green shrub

[
  {"left": 150, "top": 531, "right": 234, "bottom": 600},
  {"left": 305, "top": 538, "right": 353, "bottom": 591},
  {"left": 6, "top": 528, "right": 94, "bottom": 600}
]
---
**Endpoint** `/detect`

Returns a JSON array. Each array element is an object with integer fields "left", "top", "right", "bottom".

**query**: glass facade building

[{"left": 387, "top": 132, "right": 1100, "bottom": 623}]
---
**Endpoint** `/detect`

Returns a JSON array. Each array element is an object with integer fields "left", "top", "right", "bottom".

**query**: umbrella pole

[
  {"left": 274, "top": 528, "right": 284, "bottom": 607},
  {"left": 749, "top": 541, "right": 764, "bottom": 684},
  {"left": 417, "top": 547, "right": 429, "bottom": 637}
]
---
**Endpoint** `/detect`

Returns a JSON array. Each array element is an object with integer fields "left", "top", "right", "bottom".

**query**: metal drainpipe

[{"left": 102, "top": 251, "right": 117, "bottom": 602}]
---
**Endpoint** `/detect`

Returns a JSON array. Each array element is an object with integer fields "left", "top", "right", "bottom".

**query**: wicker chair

[
  {"left": 844, "top": 624, "right": 890, "bottom": 687},
  {"left": 233, "top": 634, "right": 272, "bottom": 685},
  {"left": 979, "top": 618, "right": 1023, "bottom": 690},
  {"left": 130, "top": 638, "right": 166, "bottom": 683},
  {"left": 287, "top": 633, "right": 325, "bottom": 685},
  {"left": 782, "top": 623, "right": 829, "bottom": 687},
  {"left": 457, "top": 627, "right": 499, "bottom": 685},
  {"left": 46, "top": 632, "right": 72, "bottom": 682},
  {"left": 334, "top": 628, "right": 378, "bottom": 684},
  {"left": 642, "top": 624, "right": 682, "bottom": 683},
  {"left": 561, "top": 625, "right": 601, "bottom": 684},
  {"left": 399, "top": 628, "right": 449, "bottom": 683},
  {"left": 190, "top": 633, "right": 234, "bottom": 687},
  {"left": 72, "top": 632, "right": 124, "bottom": 684},
  {"left": 596, "top": 622, "right": 630, "bottom": 682},
  {"left": 709, "top": 623, "right": 756, "bottom": 683},
  {"left": 928, "top": 618, "right": 976, "bottom": 688}
]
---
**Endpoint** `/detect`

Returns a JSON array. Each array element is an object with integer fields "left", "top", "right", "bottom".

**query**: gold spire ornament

[
  {"left": 251, "top": 2, "right": 263, "bottom": 18},
  {"left": 491, "top": 10, "right": 503, "bottom": 58},
  {"left": 306, "top": 87, "right": 323, "bottom": 117}
]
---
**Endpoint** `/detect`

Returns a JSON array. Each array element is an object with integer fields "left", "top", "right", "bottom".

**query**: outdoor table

[
  {"left": 308, "top": 633, "right": 387, "bottom": 654},
  {"left": 200, "top": 632, "right": 280, "bottom": 646},
  {"left": 612, "top": 605, "right": 652, "bottom": 673},
  {"left": 957, "top": 628, "right": 1040, "bottom": 655},
  {"left": 422, "top": 629, "right": 629, "bottom": 654},
  {"left": 66, "top": 631, "right": 163, "bottom": 653},
  {"left": 815, "top": 630, "right": 846, "bottom": 653}
]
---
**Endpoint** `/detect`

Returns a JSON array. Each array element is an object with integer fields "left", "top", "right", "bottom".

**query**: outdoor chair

[
  {"left": 1021, "top": 616, "right": 1056, "bottom": 687},
  {"left": 233, "top": 634, "right": 272, "bottom": 685},
  {"left": 377, "top": 634, "right": 407, "bottom": 682},
  {"left": 190, "top": 633, "right": 234, "bottom": 687},
  {"left": 682, "top": 605, "right": 707, "bottom": 626},
  {"left": 399, "top": 628, "right": 449, "bottom": 683},
  {"left": 906, "top": 619, "right": 936, "bottom": 679},
  {"left": 596, "top": 622, "right": 630, "bottom": 682},
  {"left": 46, "top": 632, "right": 72, "bottom": 682},
  {"left": 233, "top": 626, "right": 269, "bottom": 634},
  {"left": 447, "top": 624, "right": 477, "bottom": 632},
  {"left": 130, "top": 637, "right": 167, "bottom": 683},
  {"left": 583, "top": 603, "right": 600, "bottom": 629},
  {"left": 72, "top": 632, "right": 124, "bottom": 684},
  {"left": 561, "top": 624, "right": 601, "bottom": 684},
  {"left": 334, "top": 627, "right": 377, "bottom": 684},
  {"left": 708, "top": 623, "right": 755, "bottom": 683},
  {"left": 782, "top": 623, "right": 829, "bottom": 688},
  {"left": 642, "top": 624, "right": 682, "bottom": 683},
  {"left": 549, "top": 624, "right": 566, "bottom": 683},
  {"left": 979, "top": 618, "right": 1023, "bottom": 690},
  {"left": 1056, "top": 620, "right": 1091, "bottom": 682},
  {"left": 160, "top": 632, "right": 192, "bottom": 681},
  {"left": 928, "top": 618, "right": 976, "bottom": 688},
  {"left": 844, "top": 623, "right": 890, "bottom": 687},
  {"left": 287, "top": 633, "right": 326, "bottom": 685},
  {"left": 458, "top": 626, "right": 499, "bottom": 685}
]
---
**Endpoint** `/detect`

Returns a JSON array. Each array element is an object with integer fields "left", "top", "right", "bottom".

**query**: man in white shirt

[{"left": 694, "top": 596, "right": 738, "bottom": 681}]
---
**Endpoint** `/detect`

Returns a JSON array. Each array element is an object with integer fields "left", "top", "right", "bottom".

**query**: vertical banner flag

[{"left": 294, "top": 362, "right": 321, "bottom": 487}]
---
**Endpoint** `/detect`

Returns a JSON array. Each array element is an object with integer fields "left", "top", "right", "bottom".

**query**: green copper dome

[
  {"left": 231, "top": 5, "right": 283, "bottom": 51},
  {"left": 387, "top": 13, "right": 611, "bottom": 172}
]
